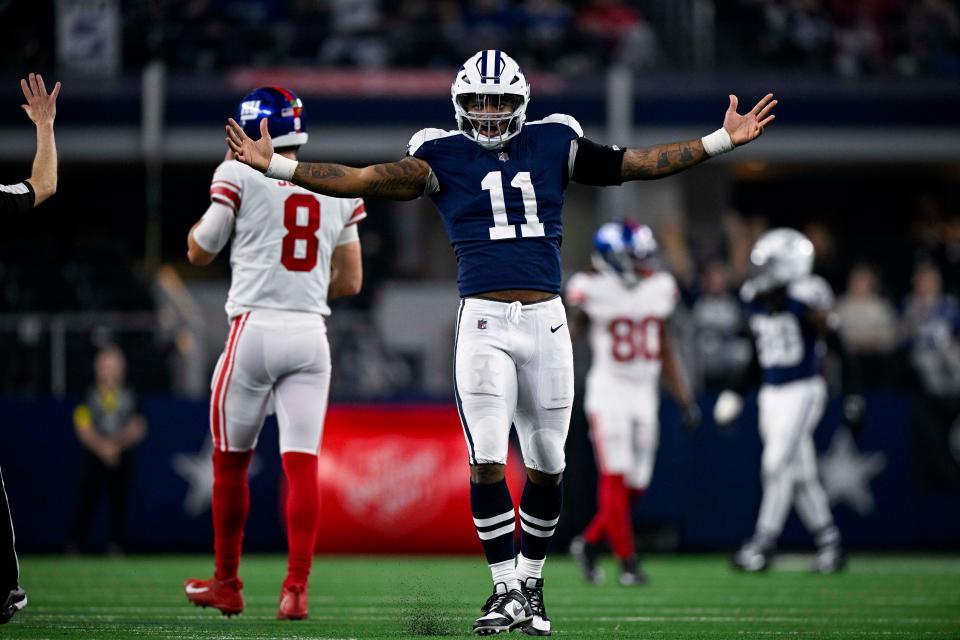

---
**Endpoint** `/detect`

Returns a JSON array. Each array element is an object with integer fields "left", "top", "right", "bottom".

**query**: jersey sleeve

[
  {"left": 659, "top": 272, "right": 681, "bottom": 316},
  {"left": 565, "top": 272, "right": 591, "bottom": 307},
  {"left": 0, "top": 181, "right": 35, "bottom": 215},
  {"left": 789, "top": 275, "right": 835, "bottom": 311},
  {"left": 345, "top": 197, "right": 367, "bottom": 226},
  {"left": 536, "top": 113, "right": 584, "bottom": 138},
  {"left": 406, "top": 129, "right": 449, "bottom": 196},
  {"left": 406, "top": 128, "right": 454, "bottom": 159},
  {"left": 335, "top": 197, "right": 365, "bottom": 246},
  {"left": 209, "top": 161, "right": 244, "bottom": 214}
]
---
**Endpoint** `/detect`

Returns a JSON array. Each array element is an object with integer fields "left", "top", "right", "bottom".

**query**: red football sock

[
  {"left": 212, "top": 449, "right": 253, "bottom": 581},
  {"left": 585, "top": 473, "right": 635, "bottom": 560},
  {"left": 582, "top": 505, "right": 606, "bottom": 545},
  {"left": 282, "top": 452, "right": 320, "bottom": 589}
]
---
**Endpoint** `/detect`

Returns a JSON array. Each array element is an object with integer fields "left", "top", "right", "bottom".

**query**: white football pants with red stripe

[
  {"left": 210, "top": 309, "right": 331, "bottom": 454},
  {"left": 584, "top": 374, "right": 659, "bottom": 490}
]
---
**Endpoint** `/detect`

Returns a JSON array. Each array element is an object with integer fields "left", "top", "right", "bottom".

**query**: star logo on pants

[{"left": 473, "top": 356, "right": 498, "bottom": 393}]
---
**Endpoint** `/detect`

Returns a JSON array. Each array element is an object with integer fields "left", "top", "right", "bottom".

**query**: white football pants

[
  {"left": 453, "top": 296, "right": 574, "bottom": 474},
  {"left": 755, "top": 376, "right": 835, "bottom": 540},
  {"left": 210, "top": 309, "right": 331, "bottom": 455},
  {"left": 585, "top": 374, "right": 660, "bottom": 489}
]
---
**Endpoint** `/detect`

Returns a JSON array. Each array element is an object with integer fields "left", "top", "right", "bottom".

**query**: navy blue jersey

[
  {"left": 744, "top": 276, "right": 835, "bottom": 385},
  {"left": 407, "top": 114, "right": 582, "bottom": 297}
]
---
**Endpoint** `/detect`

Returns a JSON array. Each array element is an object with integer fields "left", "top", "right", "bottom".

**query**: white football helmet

[
  {"left": 451, "top": 50, "right": 530, "bottom": 150},
  {"left": 744, "top": 227, "right": 815, "bottom": 297}
]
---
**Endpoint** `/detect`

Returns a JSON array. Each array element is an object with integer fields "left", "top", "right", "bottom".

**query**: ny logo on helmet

[{"left": 240, "top": 100, "right": 261, "bottom": 122}]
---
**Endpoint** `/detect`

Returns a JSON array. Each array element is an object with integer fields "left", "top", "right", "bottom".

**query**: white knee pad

[{"left": 522, "top": 428, "right": 567, "bottom": 475}]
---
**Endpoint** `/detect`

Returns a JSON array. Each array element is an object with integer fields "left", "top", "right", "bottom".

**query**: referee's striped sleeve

[{"left": 0, "top": 181, "right": 35, "bottom": 215}]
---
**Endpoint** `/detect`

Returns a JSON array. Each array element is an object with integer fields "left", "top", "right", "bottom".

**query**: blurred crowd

[
  {"left": 718, "top": 0, "right": 960, "bottom": 76},
  {"left": 4, "top": 0, "right": 959, "bottom": 77},
  {"left": 674, "top": 210, "right": 960, "bottom": 402},
  {"left": 128, "top": 0, "right": 960, "bottom": 76}
]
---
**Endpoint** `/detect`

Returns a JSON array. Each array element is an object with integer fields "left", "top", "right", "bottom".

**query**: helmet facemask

[{"left": 454, "top": 92, "right": 526, "bottom": 150}]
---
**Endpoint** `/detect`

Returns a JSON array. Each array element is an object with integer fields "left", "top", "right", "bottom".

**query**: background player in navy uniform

[
  {"left": 1, "top": 72, "right": 61, "bottom": 624},
  {"left": 226, "top": 49, "right": 777, "bottom": 635},
  {"left": 713, "top": 228, "right": 864, "bottom": 574}
]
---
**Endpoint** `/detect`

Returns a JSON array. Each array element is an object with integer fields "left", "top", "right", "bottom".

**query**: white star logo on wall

[
  {"left": 172, "top": 437, "right": 261, "bottom": 517},
  {"left": 819, "top": 429, "right": 886, "bottom": 516}
]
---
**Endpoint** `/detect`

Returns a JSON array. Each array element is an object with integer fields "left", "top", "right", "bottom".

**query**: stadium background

[{"left": 0, "top": 0, "right": 959, "bottom": 561}]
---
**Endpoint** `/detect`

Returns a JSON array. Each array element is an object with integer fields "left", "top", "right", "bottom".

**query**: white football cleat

[{"left": 473, "top": 582, "right": 532, "bottom": 635}]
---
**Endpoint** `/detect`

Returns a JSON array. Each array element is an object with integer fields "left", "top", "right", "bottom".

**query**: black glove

[
  {"left": 843, "top": 394, "right": 866, "bottom": 434},
  {"left": 680, "top": 402, "right": 702, "bottom": 432}
]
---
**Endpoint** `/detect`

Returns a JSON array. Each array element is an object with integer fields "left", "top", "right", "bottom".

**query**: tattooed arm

[
  {"left": 225, "top": 117, "right": 431, "bottom": 200},
  {"left": 619, "top": 93, "right": 777, "bottom": 182},
  {"left": 291, "top": 157, "right": 430, "bottom": 201},
  {"left": 620, "top": 140, "right": 708, "bottom": 181}
]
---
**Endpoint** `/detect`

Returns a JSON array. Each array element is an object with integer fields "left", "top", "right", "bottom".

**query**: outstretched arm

[
  {"left": 292, "top": 156, "right": 430, "bottom": 201},
  {"left": 226, "top": 118, "right": 430, "bottom": 201},
  {"left": 621, "top": 94, "right": 777, "bottom": 181},
  {"left": 573, "top": 94, "right": 777, "bottom": 186},
  {"left": 21, "top": 73, "right": 61, "bottom": 205}
]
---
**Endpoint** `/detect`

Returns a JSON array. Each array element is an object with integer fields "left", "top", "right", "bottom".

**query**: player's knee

[
  {"left": 523, "top": 430, "right": 567, "bottom": 475},
  {"left": 525, "top": 467, "right": 562, "bottom": 487},
  {"left": 470, "top": 463, "right": 507, "bottom": 484}
]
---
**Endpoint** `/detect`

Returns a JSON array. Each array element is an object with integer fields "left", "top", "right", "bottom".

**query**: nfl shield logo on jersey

[{"left": 477, "top": 319, "right": 488, "bottom": 330}]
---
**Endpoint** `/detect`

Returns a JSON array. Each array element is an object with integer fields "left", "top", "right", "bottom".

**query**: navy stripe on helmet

[
  {"left": 494, "top": 50, "right": 501, "bottom": 78},
  {"left": 480, "top": 50, "right": 488, "bottom": 83}
]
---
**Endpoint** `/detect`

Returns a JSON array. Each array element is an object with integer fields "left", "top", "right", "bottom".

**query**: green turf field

[{"left": 3, "top": 554, "right": 959, "bottom": 638}]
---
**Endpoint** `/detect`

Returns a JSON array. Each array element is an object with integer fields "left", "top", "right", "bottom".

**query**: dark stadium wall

[{"left": 1, "top": 394, "right": 958, "bottom": 554}]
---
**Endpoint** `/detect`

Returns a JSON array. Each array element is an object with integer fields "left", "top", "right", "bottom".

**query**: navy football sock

[
  {"left": 470, "top": 480, "right": 517, "bottom": 586},
  {"left": 518, "top": 478, "right": 562, "bottom": 564}
]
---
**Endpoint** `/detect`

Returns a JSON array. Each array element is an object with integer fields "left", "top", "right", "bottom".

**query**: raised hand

[
  {"left": 21, "top": 72, "right": 61, "bottom": 127},
  {"left": 723, "top": 93, "right": 777, "bottom": 146},
  {"left": 226, "top": 117, "right": 273, "bottom": 172}
]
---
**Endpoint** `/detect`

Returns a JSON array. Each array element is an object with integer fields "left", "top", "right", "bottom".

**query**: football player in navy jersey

[
  {"left": 713, "top": 229, "right": 864, "bottom": 574},
  {"left": 226, "top": 49, "right": 777, "bottom": 636}
]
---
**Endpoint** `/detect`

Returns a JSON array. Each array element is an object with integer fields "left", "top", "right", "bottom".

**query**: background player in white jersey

[
  {"left": 566, "top": 219, "right": 700, "bottom": 586},
  {"left": 225, "top": 49, "right": 776, "bottom": 635},
  {"left": 713, "top": 228, "right": 864, "bottom": 574},
  {"left": 182, "top": 87, "right": 365, "bottom": 620}
]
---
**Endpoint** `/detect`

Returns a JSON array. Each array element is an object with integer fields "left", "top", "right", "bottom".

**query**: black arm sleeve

[
  {"left": 0, "top": 182, "right": 35, "bottom": 215},
  {"left": 570, "top": 137, "right": 625, "bottom": 186}
]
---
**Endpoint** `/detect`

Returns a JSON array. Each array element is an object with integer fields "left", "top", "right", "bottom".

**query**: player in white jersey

[
  {"left": 713, "top": 228, "right": 863, "bottom": 574},
  {"left": 566, "top": 220, "right": 699, "bottom": 586},
  {"left": 181, "top": 87, "right": 365, "bottom": 620}
]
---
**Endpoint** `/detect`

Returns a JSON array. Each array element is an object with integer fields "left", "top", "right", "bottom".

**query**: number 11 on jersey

[{"left": 482, "top": 171, "right": 545, "bottom": 240}]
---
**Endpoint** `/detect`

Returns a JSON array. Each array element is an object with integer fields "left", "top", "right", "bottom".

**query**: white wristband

[
  {"left": 701, "top": 128, "right": 734, "bottom": 157},
  {"left": 265, "top": 153, "right": 298, "bottom": 180}
]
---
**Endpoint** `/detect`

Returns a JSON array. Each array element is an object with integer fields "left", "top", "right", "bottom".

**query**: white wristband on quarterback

[
  {"left": 701, "top": 128, "right": 734, "bottom": 157},
  {"left": 265, "top": 153, "right": 298, "bottom": 180}
]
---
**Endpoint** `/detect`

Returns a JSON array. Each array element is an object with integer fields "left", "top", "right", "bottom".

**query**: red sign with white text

[{"left": 313, "top": 404, "right": 525, "bottom": 554}]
